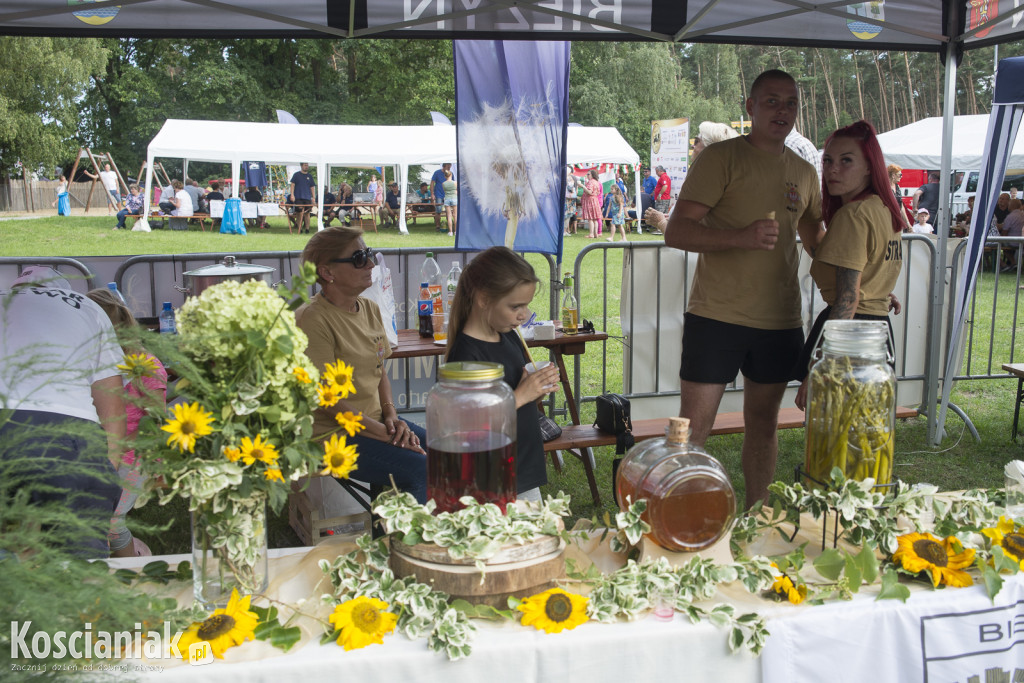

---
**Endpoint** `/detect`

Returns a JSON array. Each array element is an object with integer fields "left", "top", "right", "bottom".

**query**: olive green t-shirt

[
  {"left": 810, "top": 194, "right": 903, "bottom": 317},
  {"left": 679, "top": 136, "right": 822, "bottom": 329},
  {"left": 295, "top": 293, "right": 391, "bottom": 437}
]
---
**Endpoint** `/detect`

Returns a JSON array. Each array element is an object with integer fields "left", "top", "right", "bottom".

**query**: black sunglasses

[{"left": 330, "top": 249, "right": 377, "bottom": 268}]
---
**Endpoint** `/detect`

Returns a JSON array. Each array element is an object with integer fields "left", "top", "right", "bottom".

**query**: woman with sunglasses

[{"left": 296, "top": 227, "right": 427, "bottom": 503}]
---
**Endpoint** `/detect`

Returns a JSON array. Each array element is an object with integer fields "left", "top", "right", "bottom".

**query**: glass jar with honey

[{"left": 615, "top": 417, "right": 736, "bottom": 552}]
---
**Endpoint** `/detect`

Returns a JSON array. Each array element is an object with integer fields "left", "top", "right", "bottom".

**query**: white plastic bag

[
  {"left": 365, "top": 261, "right": 398, "bottom": 346},
  {"left": 131, "top": 217, "right": 152, "bottom": 232}
]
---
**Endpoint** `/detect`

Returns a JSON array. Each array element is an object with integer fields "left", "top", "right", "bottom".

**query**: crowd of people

[{"left": 17, "top": 66, "right": 1024, "bottom": 560}]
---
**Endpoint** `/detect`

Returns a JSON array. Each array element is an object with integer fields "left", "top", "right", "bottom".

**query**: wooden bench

[
  {"left": 1003, "top": 363, "right": 1024, "bottom": 441},
  {"left": 544, "top": 405, "right": 920, "bottom": 507},
  {"left": 126, "top": 213, "right": 212, "bottom": 231}
]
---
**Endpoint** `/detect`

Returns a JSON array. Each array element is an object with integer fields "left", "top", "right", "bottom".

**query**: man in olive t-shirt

[{"left": 664, "top": 69, "right": 824, "bottom": 508}]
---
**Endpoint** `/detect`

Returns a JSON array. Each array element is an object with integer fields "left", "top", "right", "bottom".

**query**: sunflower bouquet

[{"left": 134, "top": 267, "right": 359, "bottom": 606}]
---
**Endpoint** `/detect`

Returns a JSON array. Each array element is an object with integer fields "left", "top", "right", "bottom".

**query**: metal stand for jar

[{"left": 780, "top": 467, "right": 900, "bottom": 551}]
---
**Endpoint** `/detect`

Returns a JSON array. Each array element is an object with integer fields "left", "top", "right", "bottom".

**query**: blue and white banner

[{"left": 454, "top": 40, "right": 570, "bottom": 256}]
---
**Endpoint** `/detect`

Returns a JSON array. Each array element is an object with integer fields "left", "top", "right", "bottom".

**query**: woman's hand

[
  {"left": 514, "top": 364, "right": 560, "bottom": 408},
  {"left": 380, "top": 405, "right": 424, "bottom": 453},
  {"left": 795, "top": 378, "right": 809, "bottom": 411},
  {"left": 888, "top": 293, "right": 902, "bottom": 315}
]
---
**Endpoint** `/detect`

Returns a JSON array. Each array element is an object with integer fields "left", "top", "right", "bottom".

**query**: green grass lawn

[{"left": 2, "top": 213, "right": 1020, "bottom": 553}]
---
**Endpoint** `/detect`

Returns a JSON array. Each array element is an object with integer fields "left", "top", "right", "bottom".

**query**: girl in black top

[{"left": 444, "top": 247, "right": 560, "bottom": 500}]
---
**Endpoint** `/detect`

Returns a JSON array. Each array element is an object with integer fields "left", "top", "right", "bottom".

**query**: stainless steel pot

[{"left": 177, "top": 256, "right": 277, "bottom": 299}]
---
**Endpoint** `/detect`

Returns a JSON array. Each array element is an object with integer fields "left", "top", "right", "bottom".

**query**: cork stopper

[
  {"left": 667, "top": 417, "right": 691, "bottom": 445},
  {"left": 766, "top": 211, "right": 776, "bottom": 220}
]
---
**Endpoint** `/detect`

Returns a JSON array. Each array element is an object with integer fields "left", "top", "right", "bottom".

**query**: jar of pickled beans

[{"left": 616, "top": 417, "right": 736, "bottom": 552}]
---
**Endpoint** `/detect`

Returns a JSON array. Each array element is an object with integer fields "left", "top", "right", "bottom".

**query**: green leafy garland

[{"left": 319, "top": 535, "right": 478, "bottom": 660}]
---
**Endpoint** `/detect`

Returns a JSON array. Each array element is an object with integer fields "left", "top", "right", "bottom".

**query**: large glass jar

[
  {"left": 616, "top": 417, "right": 736, "bottom": 552},
  {"left": 805, "top": 320, "right": 896, "bottom": 487},
  {"left": 426, "top": 362, "right": 517, "bottom": 513}
]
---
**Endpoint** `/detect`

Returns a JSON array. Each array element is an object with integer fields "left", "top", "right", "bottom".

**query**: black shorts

[{"left": 679, "top": 313, "right": 804, "bottom": 385}]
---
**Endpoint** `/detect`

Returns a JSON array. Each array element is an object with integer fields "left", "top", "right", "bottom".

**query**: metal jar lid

[
  {"left": 438, "top": 361, "right": 504, "bottom": 382},
  {"left": 182, "top": 255, "right": 276, "bottom": 277}
]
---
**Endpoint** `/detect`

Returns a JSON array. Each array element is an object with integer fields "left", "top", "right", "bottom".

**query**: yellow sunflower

[
  {"left": 892, "top": 532, "right": 975, "bottom": 588},
  {"left": 769, "top": 564, "right": 807, "bottom": 605},
  {"left": 292, "top": 366, "right": 313, "bottom": 384},
  {"left": 238, "top": 435, "right": 279, "bottom": 467},
  {"left": 981, "top": 516, "right": 1024, "bottom": 571},
  {"left": 321, "top": 434, "right": 358, "bottom": 479},
  {"left": 328, "top": 596, "right": 397, "bottom": 651},
  {"left": 117, "top": 352, "right": 158, "bottom": 379},
  {"left": 317, "top": 382, "right": 343, "bottom": 408},
  {"left": 177, "top": 589, "right": 259, "bottom": 660},
  {"left": 263, "top": 468, "right": 285, "bottom": 483},
  {"left": 322, "top": 360, "right": 356, "bottom": 398},
  {"left": 161, "top": 402, "right": 214, "bottom": 453},
  {"left": 223, "top": 445, "right": 241, "bottom": 463},
  {"left": 517, "top": 587, "right": 589, "bottom": 633},
  {"left": 335, "top": 411, "right": 365, "bottom": 437}
]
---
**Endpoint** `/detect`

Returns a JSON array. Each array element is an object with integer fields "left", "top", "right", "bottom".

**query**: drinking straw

[{"left": 516, "top": 326, "right": 537, "bottom": 365}]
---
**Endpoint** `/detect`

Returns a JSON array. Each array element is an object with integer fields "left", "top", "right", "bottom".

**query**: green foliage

[
  {"left": 0, "top": 427, "right": 179, "bottom": 674},
  {"left": 374, "top": 488, "right": 571, "bottom": 571},
  {"left": 0, "top": 37, "right": 107, "bottom": 176},
  {"left": 319, "top": 535, "right": 478, "bottom": 660}
]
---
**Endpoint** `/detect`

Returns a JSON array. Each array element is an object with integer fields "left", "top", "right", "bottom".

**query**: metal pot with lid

[{"left": 177, "top": 256, "right": 277, "bottom": 299}]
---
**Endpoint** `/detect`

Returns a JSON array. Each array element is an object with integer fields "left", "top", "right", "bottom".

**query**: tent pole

[
  {"left": 397, "top": 164, "right": 409, "bottom": 235},
  {"left": 316, "top": 162, "right": 325, "bottom": 232},
  {"left": 143, "top": 155, "right": 154, "bottom": 217},
  {"left": 633, "top": 165, "right": 642, "bottom": 234},
  {"left": 927, "top": 41, "right": 959, "bottom": 445}
]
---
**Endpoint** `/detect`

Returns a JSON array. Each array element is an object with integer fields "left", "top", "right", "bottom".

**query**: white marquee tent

[
  {"left": 878, "top": 114, "right": 1024, "bottom": 170},
  {"left": 144, "top": 119, "right": 639, "bottom": 234}
]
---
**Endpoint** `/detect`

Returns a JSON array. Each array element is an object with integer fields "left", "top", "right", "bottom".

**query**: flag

[{"left": 454, "top": 40, "right": 570, "bottom": 256}]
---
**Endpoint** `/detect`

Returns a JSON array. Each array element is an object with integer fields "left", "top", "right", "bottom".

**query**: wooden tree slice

[{"left": 390, "top": 540, "right": 566, "bottom": 607}]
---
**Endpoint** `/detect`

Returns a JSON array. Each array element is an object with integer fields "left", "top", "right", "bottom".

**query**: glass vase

[{"left": 191, "top": 499, "right": 269, "bottom": 608}]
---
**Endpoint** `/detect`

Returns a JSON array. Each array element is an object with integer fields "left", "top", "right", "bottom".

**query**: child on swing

[{"left": 444, "top": 247, "right": 561, "bottom": 502}]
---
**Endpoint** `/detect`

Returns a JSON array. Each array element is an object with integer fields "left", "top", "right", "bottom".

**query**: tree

[{"left": 0, "top": 37, "right": 107, "bottom": 176}]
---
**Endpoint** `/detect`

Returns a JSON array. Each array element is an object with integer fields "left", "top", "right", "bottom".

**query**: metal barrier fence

[
  {"left": 110, "top": 247, "right": 558, "bottom": 415},
  {"left": 947, "top": 235, "right": 1023, "bottom": 380},
  {"left": 563, "top": 234, "right": 1022, "bottom": 429},
  {"left": 0, "top": 257, "right": 99, "bottom": 292},
  {"left": 4, "top": 236, "right": 1020, "bottom": 429}
]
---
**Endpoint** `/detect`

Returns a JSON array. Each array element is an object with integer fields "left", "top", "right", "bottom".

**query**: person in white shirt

[
  {"left": 0, "top": 267, "right": 125, "bottom": 557},
  {"left": 98, "top": 163, "right": 121, "bottom": 207},
  {"left": 912, "top": 208, "right": 934, "bottom": 234}
]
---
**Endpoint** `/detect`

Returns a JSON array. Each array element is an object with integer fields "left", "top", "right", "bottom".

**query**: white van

[{"left": 950, "top": 170, "right": 1024, "bottom": 217}]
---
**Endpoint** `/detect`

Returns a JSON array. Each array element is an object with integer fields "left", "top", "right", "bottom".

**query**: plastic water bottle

[
  {"left": 106, "top": 282, "right": 127, "bottom": 305},
  {"left": 158, "top": 302, "right": 177, "bottom": 334},
  {"left": 421, "top": 252, "right": 443, "bottom": 309},
  {"left": 445, "top": 261, "right": 461, "bottom": 314}
]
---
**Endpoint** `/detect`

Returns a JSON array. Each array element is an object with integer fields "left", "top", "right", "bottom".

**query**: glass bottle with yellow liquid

[{"left": 561, "top": 273, "right": 578, "bottom": 335}]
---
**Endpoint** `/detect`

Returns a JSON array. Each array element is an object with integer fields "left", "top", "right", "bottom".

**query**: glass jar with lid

[
  {"left": 804, "top": 320, "right": 896, "bottom": 487},
  {"left": 426, "top": 361, "right": 517, "bottom": 513},
  {"left": 616, "top": 417, "right": 736, "bottom": 552}
]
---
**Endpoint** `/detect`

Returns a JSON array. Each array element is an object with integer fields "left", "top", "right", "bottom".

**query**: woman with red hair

[{"left": 794, "top": 120, "right": 905, "bottom": 409}]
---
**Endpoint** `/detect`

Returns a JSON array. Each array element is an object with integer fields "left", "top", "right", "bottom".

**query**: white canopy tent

[
  {"left": 144, "top": 119, "right": 640, "bottom": 234},
  {"left": 144, "top": 119, "right": 457, "bottom": 234},
  {"left": 567, "top": 125, "right": 643, "bottom": 210},
  {"left": 878, "top": 114, "right": 1024, "bottom": 170}
]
